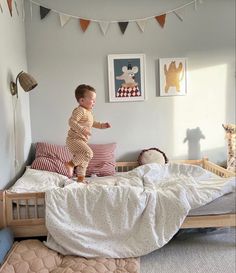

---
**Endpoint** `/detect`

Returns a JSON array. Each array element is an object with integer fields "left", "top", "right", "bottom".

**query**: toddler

[{"left": 65, "top": 84, "right": 111, "bottom": 182}]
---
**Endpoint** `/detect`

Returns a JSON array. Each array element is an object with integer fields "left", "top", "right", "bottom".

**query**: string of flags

[
  {"left": 0, "top": 0, "right": 22, "bottom": 15},
  {"left": 1, "top": 0, "right": 204, "bottom": 35}
]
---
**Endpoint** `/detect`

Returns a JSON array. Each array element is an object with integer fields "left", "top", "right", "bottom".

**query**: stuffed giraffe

[{"left": 222, "top": 124, "right": 236, "bottom": 173}]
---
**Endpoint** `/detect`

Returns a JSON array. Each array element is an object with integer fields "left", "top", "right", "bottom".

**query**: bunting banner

[
  {"left": 80, "top": 19, "right": 90, "bottom": 32},
  {"left": 1, "top": 0, "right": 203, "bottom": 35},
  {"left": 118, "top": 22, "right": 129, "bottom": 34},
  {"left": 7, "top": 0, "right": 13, "bottom": 16},
  {"left": 40, "top": 6, "right": 50, "bottom": 19},
  {"left": 59, "top": 13, "right": 70, "bottom": 27}
]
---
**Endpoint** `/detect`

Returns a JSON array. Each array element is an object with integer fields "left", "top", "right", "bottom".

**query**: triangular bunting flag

[
  {"left": 59, "top": 13, "right": 71, "bottom": 27},
  {"left": 118, "top": 22, "right": 129, "bottom": 34},
  {"left": 155, "top": 14, "right": 166, "bottom": 28},
  {"left": 40, "top": 6, "right": 51, "bottom": 20},
  {"left": 173, "top": 11, "right": 183, "bottom": 22},
  {"left": 136, "top": 20, "right": 147, "bottom": 32},
  {"left": 14, "top": 0, "right": 19, "bottom": 16},
  {"left": 99, "top": 21, "right": 109, "bottom": 35},
  {"left": 80, "top": 19, "right": 90, "bottom": 32},
  {"left": 7, "top": 0, "right": 13, "bottom": 16}
]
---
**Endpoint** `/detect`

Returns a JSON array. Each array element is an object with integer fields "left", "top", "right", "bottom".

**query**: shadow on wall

[{"left": 183, "top": 127, "right": 205, "bottom": 160}]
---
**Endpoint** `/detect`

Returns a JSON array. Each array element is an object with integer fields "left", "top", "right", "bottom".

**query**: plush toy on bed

[{"left": 138, "top": 147, "right": 168, "bottom": 165}]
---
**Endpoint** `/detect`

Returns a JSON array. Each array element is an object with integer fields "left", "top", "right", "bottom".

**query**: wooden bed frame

[{"left": 0, "top": 158, "right": 235, "bottom": 238}]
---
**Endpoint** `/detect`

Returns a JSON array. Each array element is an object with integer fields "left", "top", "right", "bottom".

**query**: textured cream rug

[
  {"left": 141, "top": 228, "right": 236, "bottom": 273},
  {"left": 0, "top": 240, "right": 140, "bottom": 273}
]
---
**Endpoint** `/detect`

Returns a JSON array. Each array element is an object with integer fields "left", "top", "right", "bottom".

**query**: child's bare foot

[
  {"left": 77, "top": 176, "right": 88, "bottom": 184},
  {"left": 65, "top": 162, "right": 74, "bottom": 178}
]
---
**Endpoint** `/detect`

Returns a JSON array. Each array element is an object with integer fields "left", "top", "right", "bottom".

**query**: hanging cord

[{"left": 12, "top": 97, "right": 19, "bottom": 173}]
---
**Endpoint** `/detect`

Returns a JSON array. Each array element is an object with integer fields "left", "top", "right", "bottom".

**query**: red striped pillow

[
  {"left": 86, "top": 143, "right": 116, "bottom": 177},
  {"left": 31, "top": 142, "right": 72, "bottom": 176}
]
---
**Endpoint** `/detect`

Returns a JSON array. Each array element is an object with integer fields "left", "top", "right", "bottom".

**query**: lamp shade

[
  {"left": 18, "top": 72, "right": 38, "bottom": 92},
  {"left": 10, "top": 71, "right": 38, "bottom": 97}
]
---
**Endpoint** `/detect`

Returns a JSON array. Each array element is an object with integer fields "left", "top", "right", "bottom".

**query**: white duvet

[
  {"left": 44, "top": 163, "right": 235, "bottom": 258},
  {"left": 8, "top": 168, "right": 70, "bottom": 193}
]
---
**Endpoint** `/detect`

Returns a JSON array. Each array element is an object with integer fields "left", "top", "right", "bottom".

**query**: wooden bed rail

[
  {"left": 0, "top": 159, "right": 235, "bottom": 237},
  {"left": 115, "top": 161, "right": 139, "bottom": 172},
  {"left": 202, "top": 159, "right": 236, "bottom": 177},
  {"left": 0, "top": 191, "right": 6, "bottom": 228},
  {"left": 0, "top": 191, "right": 46, "bottom": 236}
]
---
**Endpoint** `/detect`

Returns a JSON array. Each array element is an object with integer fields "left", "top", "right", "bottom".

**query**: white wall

[
  {"left": 0, "top": 1, "right": 32, "bottom": 189},
  {"left": 25, "top": 0, "right": 235, "bottom": 165}
]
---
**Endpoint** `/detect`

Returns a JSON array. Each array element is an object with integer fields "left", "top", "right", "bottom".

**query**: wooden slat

[
  {"left": 115, "top": 162, "right": 139, "bottom": 172},
  {"left": 181, "top": 214, "right": 236, "bottom": 228},
  {"left": 0, "top": 191, "right": 4, "bottom": 228},
  {"left": 16, "top": 200, "right": 20, "bottom": 220},
  {"left": 11, "top": 225, "right": 47, "bottom": 238},
  {"left": 26, "top": 199, "right": 29, "bottom": 219},
  {"left": 5, "top": 194, "right": 14, "bottom": 226},
  {"left": 34, "top": 198, "right": 38, "bottom": 219},
  {"left": 203, "top": 160, "right": 235, "bottom": 178},
  {"left": 8, "top": 218, "right": 45, "bottom": 226},
  {"left": 2, "top": 191, "right": 7, "bottom": 227},
  {"left": 171, "top": 159, "right": 204, "bottom": 165},
  {"left": 5, "top": 191, "right": 45, "bottom": 199}
]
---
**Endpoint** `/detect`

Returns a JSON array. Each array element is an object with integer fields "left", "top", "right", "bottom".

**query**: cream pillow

[{"left": 138, "top": 148, "right": 168, "bottom": 165}]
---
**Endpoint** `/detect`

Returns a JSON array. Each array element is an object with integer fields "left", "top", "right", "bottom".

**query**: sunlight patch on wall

[{"left": 172, "top": 64, "right": 227, "bottom": 158}]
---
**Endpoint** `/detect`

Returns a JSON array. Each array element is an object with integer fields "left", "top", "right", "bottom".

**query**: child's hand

[
  {"left": 101, "top": 122, "right": 111, "bottom": 129},
  {"left": 82, "top": 127, "right": 91, "bottom": 137}
]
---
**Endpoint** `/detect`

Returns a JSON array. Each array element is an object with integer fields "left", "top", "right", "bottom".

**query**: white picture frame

[{"left": 108, "top": 54, "right": 146, "bottom": 102}]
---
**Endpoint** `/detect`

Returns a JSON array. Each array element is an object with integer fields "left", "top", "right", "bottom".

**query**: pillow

[
  {"left": 0, "top": 228, "right": 14, "bottom": 265},
  {"left": 138, "top": 147, "right": 168, "bottom": 165},
  {"left": 31, "top": 142, "right": 116, "bottom": 177},
  {"left": 31, "top": 142, "right": 72, "bottom": 177},
  {"left": 85, "top": 143, "right": 116, "bottom": 177}
]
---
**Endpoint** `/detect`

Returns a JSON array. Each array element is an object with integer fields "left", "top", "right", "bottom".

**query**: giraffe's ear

[{"left": 222, "top": 124, "right": 226, "bottom": 130}]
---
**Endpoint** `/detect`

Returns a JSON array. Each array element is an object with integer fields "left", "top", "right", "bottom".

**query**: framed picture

[
  {"left": 159, "top": 58, "right": 187, "bottom": 96},
  {"left": 108, "top": 54, "right": 146, "bottom": 102}
]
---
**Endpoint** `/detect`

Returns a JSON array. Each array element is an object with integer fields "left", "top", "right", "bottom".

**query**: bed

[{"left": 0, "top": 158, "right": 235, "bottom": 240}]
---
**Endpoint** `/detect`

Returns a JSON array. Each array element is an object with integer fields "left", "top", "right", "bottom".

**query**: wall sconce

[{"left": 10, "top": 71, "right": 38, "bottom": 98}]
